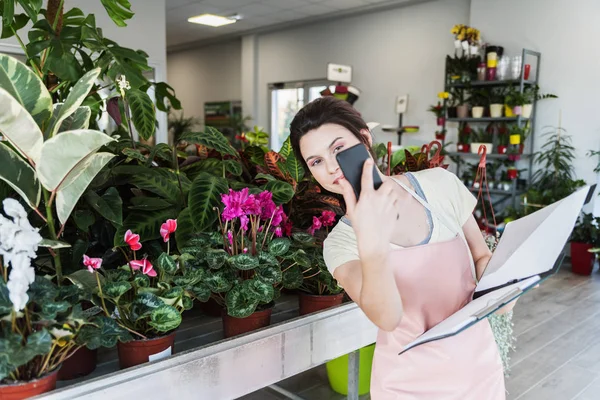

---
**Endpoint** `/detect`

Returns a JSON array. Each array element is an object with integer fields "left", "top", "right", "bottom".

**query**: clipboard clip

[{"left": 472, "top": 288, "right": 522, "bottom": 319}]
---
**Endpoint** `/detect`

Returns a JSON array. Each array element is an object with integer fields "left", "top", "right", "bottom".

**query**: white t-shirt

[{"left": 323, "top": 167, "right": 478, "bottom": 278}]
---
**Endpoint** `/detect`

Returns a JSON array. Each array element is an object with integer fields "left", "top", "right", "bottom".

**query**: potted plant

[
  {"left": 569, "top": 213, "right": 600, "bottom": 275},
  {"left": 193, "top": 188, "right": 295, "bottom": 338},
  {"left": 295, "top": 211, "right": 344, "bottom": 316},
  {"left": 523, "top": 85, "right": 558, "bottom": 118},
  {"left": 504, "top": 87, "right": 527, "bottom": 116},
  {"left": 507, "top": 166, "right": 519, "bottom": 180},
  {"left": 428, "top": 102, "right": 445, "bottom": 126},
  {"left": 470, "top": 127, "right": 494, "bottom": 154},
  {"left": 454, "top": 88, "right": 469, "bottom": 118},
  {"left": 497, "top": 127, "right": 509, "bottom": 154},
  {"left": 489, "top": 88, "right": 505, "bottom": 118},
  {"left": 457, "top": 123, "right": 472, "bottom": 153},
  {"left": 470, "top": 89, "right": 488, "bottom": 118},
  {"left": 78, "top": 221, "right": 201, "bottom": 369},
  {"left": 0, "top": 199, "right": 102, "bottom": 398},
  {"left": 435, "top": 129, "right": 447, "bottom": 141}
]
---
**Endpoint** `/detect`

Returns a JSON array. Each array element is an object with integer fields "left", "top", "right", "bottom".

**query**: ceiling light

[{"left": 188, "top": 14, "right": 239, "bottom": 27}]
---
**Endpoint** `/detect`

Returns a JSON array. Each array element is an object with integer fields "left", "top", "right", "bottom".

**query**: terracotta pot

[
  {"left": 570, "top": 242, "right": 594, "bottom": 276},
  {"left": 457, "top": 143, "right": 470, "bottom": 153},
  {"left": 0, "top": 368, "right": 59, "bottom": 399},
  {"left": 58, "top": 347, "right": 97, "bottom": 381},
  {"left": 457, "top": 105, "right": 469, "bottom": 118},
  {"left": 299, "top": 293, "right": 344, "bottom": 316},
  {"left": 117, "top": 333, "right": 176, "bottom": 369},
  {"left": 507, "top": 169, "right": 518, "bottom": 180},
  {"left": 222, "top": 307, "right": 272, "bottom": 338},
  {"left": 198, "top": 296, "right": 224, "bottom": 317}
]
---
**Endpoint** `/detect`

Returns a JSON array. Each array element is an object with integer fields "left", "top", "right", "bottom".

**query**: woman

[{"left": 289, "top": 97, "right": 507, "bottom": 399}]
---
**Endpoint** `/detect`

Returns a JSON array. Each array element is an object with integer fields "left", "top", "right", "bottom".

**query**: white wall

[
  {"left": 470, "top": 0, "right": 600, "bottom": 213},
  {"left": 0, "top": 0, "right": 169, "bottom": 142},
  {"left": 167, "top": 39, "right": 242, "bottom": 126},
  {"left": 251, "top": 0, "right": 470, "bottom": 148}
]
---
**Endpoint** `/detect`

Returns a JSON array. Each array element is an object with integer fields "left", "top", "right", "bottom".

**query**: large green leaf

[
  {"left": 76, "top": 316, "right": 132, "bottom": 350},
  {"left": 9, "top": 329, "right": 52, "bottom": 368},
  {"left": 85, "top": 186, "right": 123, "bottom": 226},
  {"left": 58, "top": 105, "right": 91, "bottom": 132},
  {"left": 158, "top": 253, "right": 178, "bottom": 275},
  {"left": 257, "top": 265, "right": 282, "bottom": 285},
  {"left": 223, "top": 159, "right": 242, "bottom": 176},
  {"left": 73, "top": 210, "right": 95, "bottom": 232},
  {"left": 37, "top": 130, "right": 115, "bottom": 191},
  {"left": 46, "top": 68, "right": 101, "bottom": 138},
  {"left": 278, "top": 136, "right": 292, "bottom": 158},
  {"left": 2, "top": 0, "right": 15, "bottom": 27},
  {"left": 225, "top": 284, "right": 259, "bottom": 319},
  {"left": 0, "top": 53, "right": 51, "bottom": 128},
  {"left": 0, "top": 87, "right": 44, "bottom": 163},
  {"left": 264, "top": 180, "right": 295, "bottom": 205},
  {"left": 126, "top": 168, "right": 186, "bottom": 204},
  {"left": 100, "top": 0, "right": 134, "bottom": 27},
  {"left": 149, "top": 304, "right": 181, "bottom": 333},
  {"left": 228, "top": 254, "right": 259, "bottom": 271},
  {"left": 282, "top": 266, "right": 304, "bottom": 289},
  {"left": 246, "top": 278, "right": 274, "bottom": 304},
  {"left": 206, "top": 249, "right": 229, "bottom": 270},
  {"left": 131, "top": 292, "right": 164, "bottom": 319},
  {"left": 39, "top": 239, "right": 71, "bottom": 249},
  {"left": 180, "top": 127, "right": 237, "bottom": 157},
  {"left": 126, "top": 89, "right": 155, "bottom": 140},
  {"left": 174, "top": 207, "right": 194, "bottom": 252},
  {"left": 285, "top": 151, "right": 304, "bottom": 182},
  {"left": 129, "top": 196, "right": 173, "bottom": 211},
  {"left": 204, "top": 270, "right": 233, "bottom": 293},
  {"left": 55, "top": 152, "right": 116, "bottom": 225},
  {"left": 16, "top": 0, "right": 42, "bottom": 23},
  {"left": 40, "top": 301, "right": 70, "bottom": 319},
  {"left": 0, "top": 142, "right": 40, "bottom": 208},
  {"left": 103, "top": 281, "right": 132, "bottom": 300},
  {"left": 154, "top": 82, "right": 180, "bottom": 112},
  {"left": 188, "top": 172, "right": 228, "bottom": 232},
  {"left": 268, "top": 238, "right": 291, "bottom": 257},
  {"left": 114, "top": 208, "right": 178, "bottom": 246}
]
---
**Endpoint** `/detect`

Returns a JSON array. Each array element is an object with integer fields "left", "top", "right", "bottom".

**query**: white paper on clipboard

[{"left": 475, "top": 185, "right": 591, "bottom": 293}]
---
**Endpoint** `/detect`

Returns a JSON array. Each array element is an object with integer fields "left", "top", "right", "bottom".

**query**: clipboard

[{"left": 398, "top": 184, "right": 595, "bottom": 356}]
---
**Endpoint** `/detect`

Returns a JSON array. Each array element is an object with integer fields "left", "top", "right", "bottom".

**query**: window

[{"left": 268, "top": 80, "right": 334, "bottom": 150}]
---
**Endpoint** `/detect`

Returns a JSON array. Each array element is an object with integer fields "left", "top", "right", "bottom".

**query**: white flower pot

[
  {"left": 470, "top": 143, "right": 493, "bottom": 154},
  {"left": 470, "top": 45, "right": 479, "bottom": 56},
  {"left": 472, "top": 107, "right": 484, "bottom": 118},
  {"left": 522, "top": 104, "right": 533, "bottom": 118},
  {"left": 490, "top": 104, "right": 503, "bottom": 118},
  {"left": 454, "top": 39, "right": 462, "bottom": 49}
]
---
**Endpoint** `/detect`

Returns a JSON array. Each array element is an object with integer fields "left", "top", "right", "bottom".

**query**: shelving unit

[{"left": 440, "top": 48, "right": 542, "bottom": 211}]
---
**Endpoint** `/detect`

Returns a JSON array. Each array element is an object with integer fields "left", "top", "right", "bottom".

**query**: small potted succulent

[
  {"left": 569, "top": 213, "right": 600, "bottom": 275},
  {"left": 457, "top": 123, "right": 472, "bottom": 153},
  {"left": 194, "top": 188, "right": 295, "bottom": 338},
  {"left": 77, "top": 220, "right": 202, "bottom": 369}
]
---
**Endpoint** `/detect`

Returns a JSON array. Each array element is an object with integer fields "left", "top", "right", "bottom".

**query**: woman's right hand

[{"left": 339, "top": 159, "right": 399, "bottom": 262}]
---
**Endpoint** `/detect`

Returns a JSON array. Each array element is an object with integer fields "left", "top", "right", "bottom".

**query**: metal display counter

[{"left": 35, "top": 297, "right": 377, "bottom": 400}]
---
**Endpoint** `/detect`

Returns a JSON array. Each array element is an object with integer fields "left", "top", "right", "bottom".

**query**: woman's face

[{"left": 299, "top": 123, "right": 372, "bottom": 195}]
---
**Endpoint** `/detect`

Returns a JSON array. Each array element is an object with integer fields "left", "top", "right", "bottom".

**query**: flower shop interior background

[{"left": 0, "top": 0, "right": 599, "bottom": 399}]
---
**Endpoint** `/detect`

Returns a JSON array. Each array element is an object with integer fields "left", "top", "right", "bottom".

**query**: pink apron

[{"left": 369, "top": 178, "right": 506, "bottom": 399}]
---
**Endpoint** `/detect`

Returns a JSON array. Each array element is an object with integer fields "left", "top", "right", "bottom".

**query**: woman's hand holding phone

[{"left": 339, "top": 159, "right": 399, "bottom": 263}]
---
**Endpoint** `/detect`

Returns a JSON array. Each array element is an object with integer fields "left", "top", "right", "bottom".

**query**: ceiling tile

[
  {"left": 258, "top": 0, "right": 310, "bottom": 9},
  {"left": 166, "top": 0, "right": 198, "bottom": 11},
  {"left": 227, "top": 3, "right": 280, "bottom": 18},
  {"left": 298, "top": 2, "right": 337, "bottom": 15},
  {"left": 321, "top": 0, "right": 370, "bottom": 10},
  {"left": 203, "top": 0, "right": 261, "bottom": 9},
  {"left": 271, "top": 9, "right": 311, "bottom": 21}
]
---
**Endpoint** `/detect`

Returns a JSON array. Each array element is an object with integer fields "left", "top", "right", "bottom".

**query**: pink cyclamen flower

[
  {"left": 257, "top": 191, "right": 276, "bottom": 220},
  {"left": 308, "top": 216, "right": 322, "bottom": 235},
  {"left": 221, "top": 188, "right": 258, "bottom": 221},
  {"left": 124, "top": 229, "right": 142, "bottom": 251},
  {"left": 320, "top": 211, "right": 336, "bottom": 227},
  {"left": 160, "top": 219, "right": 177, "bottom": 242},
  {"left": 271, "top": 206, "right": 285, "bottom": 227},
  {"left": 227, "top": 230, "right": 234, "bottom": 246},
  {"left": 274, "top": 227, "right": 283, "bottom": 238},
  {"left": 129, "top": 259, "right": 157, "bottom": 277},
  {"left": 83, "top": 255, "right": 102, "bottom": 273}
]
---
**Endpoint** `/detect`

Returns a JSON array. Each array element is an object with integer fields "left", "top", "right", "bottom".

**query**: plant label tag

[{"left": 148, "top": 346, "right": 172, "bottom": 362}]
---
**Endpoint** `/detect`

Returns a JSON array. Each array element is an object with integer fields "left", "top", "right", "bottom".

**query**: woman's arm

[
  {"left": 462, "top": 214, "right": 516, "bottom": 314},
  {"left": 333, "top": 256, "right": 403, "bottom": 332}
]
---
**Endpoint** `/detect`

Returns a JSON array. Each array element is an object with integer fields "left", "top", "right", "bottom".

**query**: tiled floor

[{"left": 241, "top": 261, "right": 600, "bottom": 399}]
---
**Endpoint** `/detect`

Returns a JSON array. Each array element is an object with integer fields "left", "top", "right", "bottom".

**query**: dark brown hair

[{"left": 289, "top": 96, "right": 373, "bottom": 173}]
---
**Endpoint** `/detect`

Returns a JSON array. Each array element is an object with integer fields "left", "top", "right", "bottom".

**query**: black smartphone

[{"left": 335, "top": 143, "right": 383, "bottom": 200}]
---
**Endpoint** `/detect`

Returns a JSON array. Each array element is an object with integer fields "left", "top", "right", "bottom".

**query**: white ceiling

[{"left": 166, "top": 0, "right": 427, "bottom": 52}]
